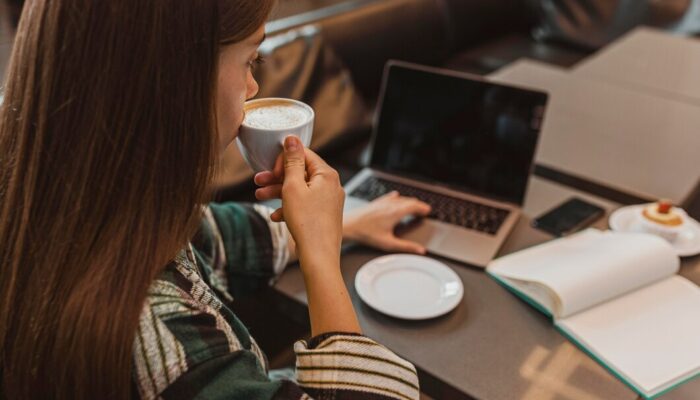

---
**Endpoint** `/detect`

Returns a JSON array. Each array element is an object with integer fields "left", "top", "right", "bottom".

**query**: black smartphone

[{"left": 532, "top": 197, "right": 605, "bottom": 237}]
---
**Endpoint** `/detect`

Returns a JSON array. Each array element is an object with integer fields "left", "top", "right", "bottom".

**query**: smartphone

[{"left": 532, "top": 197, "right": 605, "bottom": 237}]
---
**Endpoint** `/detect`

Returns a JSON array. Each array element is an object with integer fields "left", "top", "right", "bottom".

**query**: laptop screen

[{"left": 369, "top": 62, "right": 548, "bottom": 205}]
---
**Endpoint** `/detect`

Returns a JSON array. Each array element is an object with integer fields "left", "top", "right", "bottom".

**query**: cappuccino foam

[{"left": 244, "top": 104, "right": 310, "bottom": 130}]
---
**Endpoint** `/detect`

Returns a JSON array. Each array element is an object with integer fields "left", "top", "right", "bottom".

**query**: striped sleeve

[
  {"left": 194, "top": 202, "right": 290, "bottom": 299},
  {"left": 134, "top": 276, "right": 290, "bottom": 400},
  {"left": 134, "top": 254, "right": 420, "bottom": 400},
  {"left": 294, "top": 334, "right": 420, "bottom": 400}
]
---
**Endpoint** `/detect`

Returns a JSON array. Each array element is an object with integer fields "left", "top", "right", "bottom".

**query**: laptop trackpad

[{"left": 398, "top": 221, "right": 447, "bottom": 248}]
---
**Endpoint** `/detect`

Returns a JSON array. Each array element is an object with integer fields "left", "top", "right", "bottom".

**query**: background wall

[{"left": 0, "top": 0, "right": 364, "bottom": 86}]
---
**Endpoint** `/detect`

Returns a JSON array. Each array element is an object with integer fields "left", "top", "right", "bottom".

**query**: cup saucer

[
  {"left": 354, "top": 254, "right": 463, "bottom": 320},
  {"left": 608, "top": 205, "right": 700, "bottom": 257}
]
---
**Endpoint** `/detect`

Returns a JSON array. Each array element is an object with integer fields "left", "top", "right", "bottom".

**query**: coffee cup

[{"left": 236, "top": 98, "right": 314, "bottom": 172}]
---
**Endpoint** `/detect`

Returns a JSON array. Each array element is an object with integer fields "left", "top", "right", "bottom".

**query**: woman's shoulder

[
  {"left": 147, "top": 247, "right": 225, "bottom": 311},
  {"left": 133, "top": 249, "right": 263, "bottom": 399}
]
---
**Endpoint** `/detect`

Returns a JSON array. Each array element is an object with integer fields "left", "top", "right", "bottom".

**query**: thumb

[
  {"left": 283, "top": 135, "right": 306, "bottom": 183},
  {"left": 380, "top": 235, "right": 427, "bottom": 255}
]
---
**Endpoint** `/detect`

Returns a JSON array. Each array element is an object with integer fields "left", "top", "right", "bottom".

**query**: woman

[{"left": 0, "top": 1, "right": 431, "bottom": 399}]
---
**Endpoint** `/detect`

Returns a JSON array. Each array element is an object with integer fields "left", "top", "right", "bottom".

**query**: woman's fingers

[
  {"left": 254, "top": 171, "right": 280, "bottom": 186},
  {"left": 375, "top": 191, "right": 430, "bottom": 217},
  {"left": 282, "top": 136, "right": 307, "bottom": 185},
  {"left": 378, "top": 190, "right": 400, "bottom": 200},
  {"left": 379, "top": 235, "right": 426, "bottom": 255},
  {"left": 398, "top": 197, "right": 432, "bottom": 217},
  {"left": 255, "top": 184, "right": 283, "bottom": 201},
  {"left": 270, "top": 207, "right": 285, "bottom": 222}
]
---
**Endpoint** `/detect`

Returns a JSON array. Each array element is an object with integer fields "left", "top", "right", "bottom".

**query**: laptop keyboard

[{"left": 349, "top": 177, "right": 510, "bottom": 235}]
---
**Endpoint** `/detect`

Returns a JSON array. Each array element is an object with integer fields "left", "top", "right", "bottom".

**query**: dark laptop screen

[{"left": 369, "top": 62, "right": 548, "bottom": 205}]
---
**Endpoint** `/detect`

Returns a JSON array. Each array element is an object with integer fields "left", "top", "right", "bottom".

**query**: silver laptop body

[{"left": 344, "top": 61, "right": 548, "bottom": 267}]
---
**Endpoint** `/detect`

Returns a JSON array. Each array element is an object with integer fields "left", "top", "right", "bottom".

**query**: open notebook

[{"left": 486, "top": 229, "right": 700, "bottom": 399}]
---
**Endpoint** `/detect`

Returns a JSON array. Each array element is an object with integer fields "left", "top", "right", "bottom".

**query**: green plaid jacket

[{"left": 132, "top": 203, "right": 419, "bottom": 400}]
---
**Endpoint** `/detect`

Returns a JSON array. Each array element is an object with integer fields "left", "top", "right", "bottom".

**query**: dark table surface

[{"left": 271, "top": 175, "right": 700, "bottom": 400}]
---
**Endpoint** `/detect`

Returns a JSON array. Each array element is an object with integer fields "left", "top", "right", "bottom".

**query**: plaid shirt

[{"left": 132, "top": 203, "right": 420, "bottom": 400}]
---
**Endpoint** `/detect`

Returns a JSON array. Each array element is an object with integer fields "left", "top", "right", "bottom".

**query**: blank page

[
  {"left": 557, "top": 276, "right": 700, "bottom": 396},
  {"left": 487, "top": 230, "right": 678, "bottom": 318}
]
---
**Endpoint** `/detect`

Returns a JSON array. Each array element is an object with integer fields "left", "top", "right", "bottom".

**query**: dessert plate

[
  {"left": 609, "top": 205, "right": 700, "bottom": 257},
  {"left": 355, "top": 254, "right": 463, "bottom": 320}
]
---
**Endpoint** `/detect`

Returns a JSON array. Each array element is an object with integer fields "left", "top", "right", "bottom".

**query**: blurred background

[
  {"left": 3, "top": 0, "right": 699, "bottom": 204},
  {"left": 2, "top": 4, "right": 700, "bottom": 397}
]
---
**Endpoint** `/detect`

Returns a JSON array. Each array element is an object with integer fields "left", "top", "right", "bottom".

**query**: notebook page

[
  {"left": 557, "top": 276, "right": 700, "bottom": 396},
  {"left": 490, "top": 276, "right": 557, "bottom": 316},
  {"left": 487, "top": 230, "right": 678, "bottom": 318}
]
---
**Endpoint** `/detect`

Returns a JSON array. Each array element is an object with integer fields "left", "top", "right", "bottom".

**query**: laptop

[{"left": 344, "top": 60, "right": 548, "bottom": 267}]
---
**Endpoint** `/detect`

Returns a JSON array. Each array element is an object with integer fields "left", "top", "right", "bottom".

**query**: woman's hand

[
  {"left": 344, "top": 191, "right": 431, "bottom": 255},
  {"left": 255, "top": 136, "right": 344, "bottom": 271},
  {"left": 256, "top": 153, "right": 432, "bottom": 257},
  {"left": 254, "top": 135, "right": 359, "bottom": 336}
]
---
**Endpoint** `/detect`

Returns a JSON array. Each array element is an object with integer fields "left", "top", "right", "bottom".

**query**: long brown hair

[{"left": 0, "top": 0, "right": 273, "bottom": 398}]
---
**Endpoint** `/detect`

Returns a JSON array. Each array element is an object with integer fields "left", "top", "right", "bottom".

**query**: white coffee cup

[{"left": 236, "top": 98, "right": 314, "bottom": 172}]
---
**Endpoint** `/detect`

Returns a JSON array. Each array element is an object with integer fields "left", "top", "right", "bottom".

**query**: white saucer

[
  {"left": 609, "top": 205, "right": 700, "bottom": 257},
  {"left": 355, "top": 254, "right": 463, "bottom": 320}
]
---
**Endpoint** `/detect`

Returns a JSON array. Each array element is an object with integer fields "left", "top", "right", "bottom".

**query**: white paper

[
  {"left": 574, "top": 27, "right": 700, "bottom": 105},
  {"left": 487, "top": 229, "right": 679, "bottom": 318},
  {"left": 489, "top": 60, "right": 700, "bottom": 204},
  {"left": 558, "top": 276, "right": 700, "bottom": 396}
]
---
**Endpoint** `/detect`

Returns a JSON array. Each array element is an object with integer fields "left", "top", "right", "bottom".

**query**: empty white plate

[
  {"left": 355, "top": 254, "right": 463, "bottom": 320},
  {"left": 609, "top": 205, "right": 700, "bottom": 257}
]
